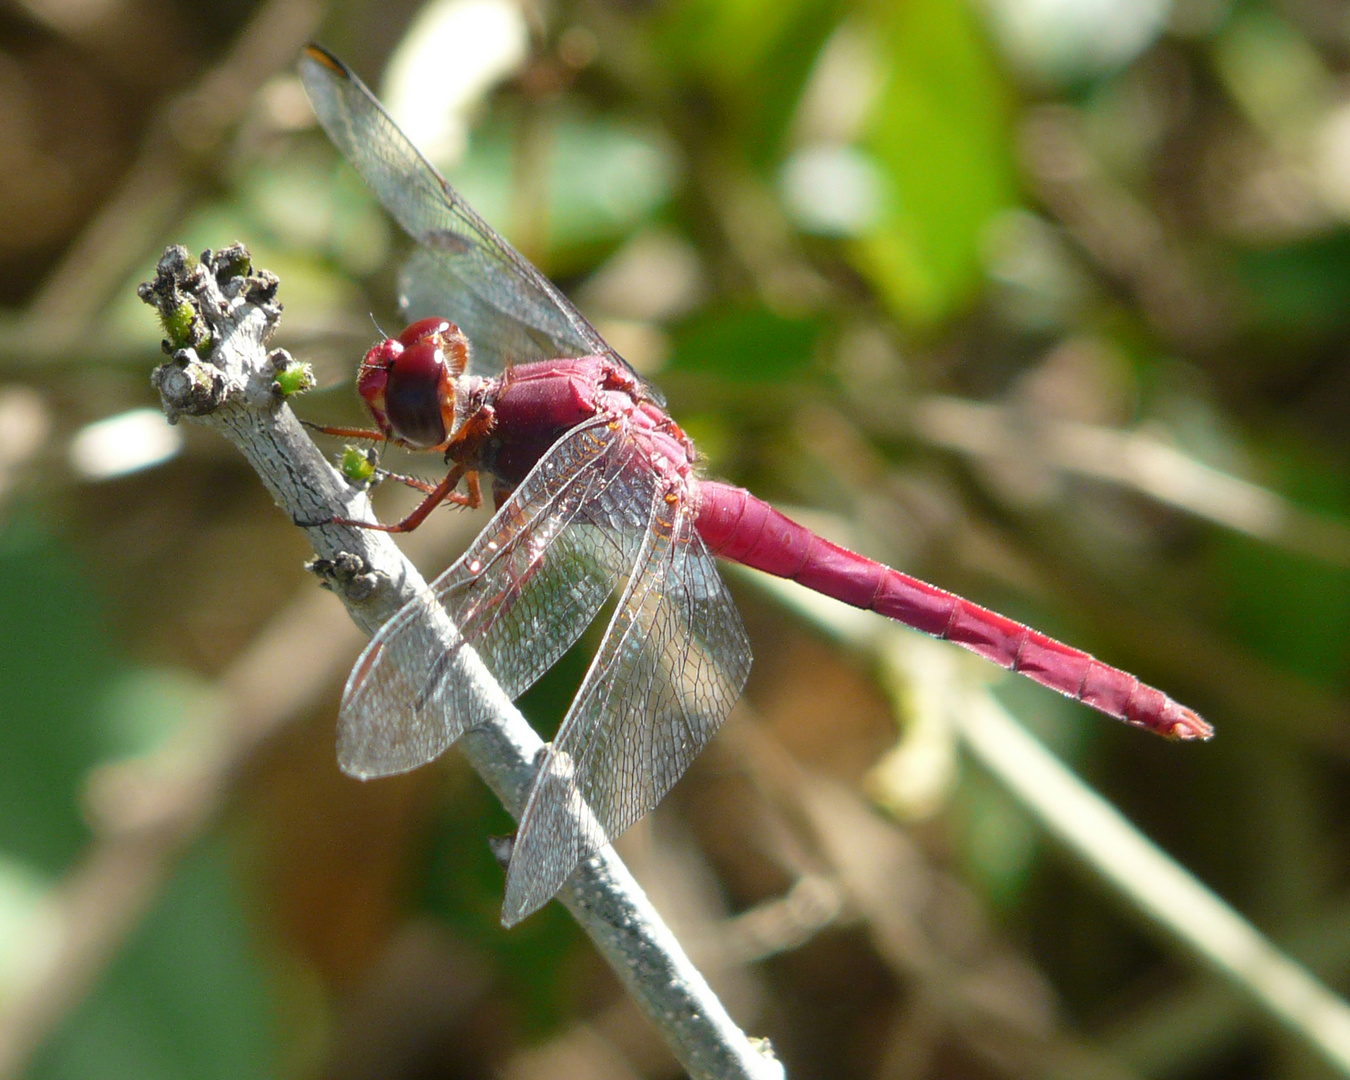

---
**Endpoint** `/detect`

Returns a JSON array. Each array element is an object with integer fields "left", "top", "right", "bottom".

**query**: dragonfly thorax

[{"left": 357, "top": 317, "right": 469, "bottom": 450}]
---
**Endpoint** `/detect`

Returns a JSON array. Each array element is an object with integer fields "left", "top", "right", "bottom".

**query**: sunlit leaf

[{"left": 851, "top": 0, "right": 1019, "bottom": 327}]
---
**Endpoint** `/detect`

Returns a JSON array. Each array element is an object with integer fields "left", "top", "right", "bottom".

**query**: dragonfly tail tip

[{"left": 1171, "top": 706, "right": 1214, "bottom": 741}]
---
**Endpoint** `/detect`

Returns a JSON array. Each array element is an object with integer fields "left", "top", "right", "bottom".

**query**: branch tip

[{"left": 140, "top": 243, "right": 285, "bottom": 419}]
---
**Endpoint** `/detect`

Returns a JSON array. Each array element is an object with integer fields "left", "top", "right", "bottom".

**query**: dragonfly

[{"left": 299, "top": 44, "right": 1212, "bottom": 926}]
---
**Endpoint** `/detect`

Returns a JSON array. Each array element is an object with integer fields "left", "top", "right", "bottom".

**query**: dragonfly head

[{"left": 357, "top": 317, "right": 469, "bottom": 450}]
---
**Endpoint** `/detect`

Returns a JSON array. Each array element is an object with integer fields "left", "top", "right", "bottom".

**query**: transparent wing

[
  {"left": 300, "top": 44, "right": 625, "bottom": 378},
  {"left": 398, "top": 246, "right": 608, "bottom": 380},
  {"left": 337, "top": 419, "right": 652, "bottom": 778},
  {"left": 501, "top": 487, "right": 752, "bottom": 924}
]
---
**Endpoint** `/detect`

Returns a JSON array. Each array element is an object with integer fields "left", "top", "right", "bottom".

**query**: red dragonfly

[{"left": 299, "top": 45, "right": 1211, "bottom": 925}]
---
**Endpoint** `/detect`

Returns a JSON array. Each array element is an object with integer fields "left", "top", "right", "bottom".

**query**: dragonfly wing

[
  {"left": 338, "top": 419, "right": 650, "bottom": 778},
  {"left": 399, "top": 246, "right": 595, "bottom": 375},
  {"left": 501, "top": 485, "right": 752, "bottom": 924},
  {"left": 300, "top": 45, "right": 620, "bottom": 375}
]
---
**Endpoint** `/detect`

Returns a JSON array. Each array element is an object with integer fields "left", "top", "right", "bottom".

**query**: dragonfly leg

[
  {"left": 445, "top": 404, "right": 496, "bottom": 461},
  {"left": 301, "top": 419, "right": 391, "bottom": 442},
  {"left": 373, "top": 468, "right": 438, "bottom": 495},
  {"left": 332, "top": 465, "right": 482, "bottom": 532},
  {"left": 462, "top": 470, "right": 483, "bottom": 509},
  {"left": 390, "top": 467, "right": 480, "bottom": 508}
]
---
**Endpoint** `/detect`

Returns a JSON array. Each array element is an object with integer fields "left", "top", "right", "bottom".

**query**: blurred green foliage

[
  {"left": 31, "top": 840, "right": 277, "bottom": 1080},
  {"left": 0, "top": 526, "right": 116, "bottom": 872}
]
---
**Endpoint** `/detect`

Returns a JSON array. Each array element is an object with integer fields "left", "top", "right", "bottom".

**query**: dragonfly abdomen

[{"left": 696, "top": 481, "right": 1211, "bottom": 740}]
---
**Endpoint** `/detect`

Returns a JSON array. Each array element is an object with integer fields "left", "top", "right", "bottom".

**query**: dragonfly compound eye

[
  {"left": 399, "top": 317, "right": 470, "bottom": 375},
  {"left": 355, "top": 338, "right": 399, "bottom": 435},
  {"left": 384, "top": 339, "right": 453, "bottom": 449},
  {"left": 399, "top": 317, "right": 455, "bottom": 347}
]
